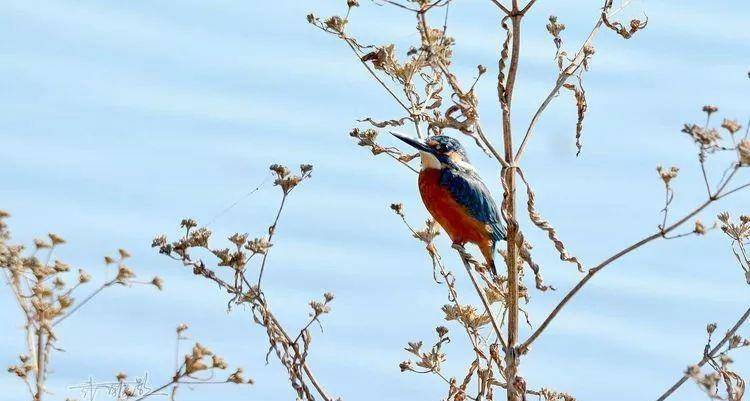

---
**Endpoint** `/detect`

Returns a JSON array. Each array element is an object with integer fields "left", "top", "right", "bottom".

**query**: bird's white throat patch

[{"left": 420, "top": 151, "right": 441, "bottom": 170}]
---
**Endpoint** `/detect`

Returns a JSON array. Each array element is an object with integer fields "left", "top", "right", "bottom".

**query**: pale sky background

[{"left": 1, "top": 1, "right": 750, "bottom": 400}]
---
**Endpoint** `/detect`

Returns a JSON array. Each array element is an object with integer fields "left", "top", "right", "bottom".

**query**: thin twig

[
  {"left": 453, "top": 244, "right": 508, "bottom": 351},
  {"left": 514, "top": 0, "right": 633, "bottom": 163},
  {"left": 257, "top": 194, "right": 288, "bottom": 287},
  {"left": 655, "top": 306, "right": 750, "bottom": 401},
  {"left": 52, "top": 278, "right": 117, "bottom": 327},
  {"left": 519, "top": 0, "right": 538, "bottom": 15},
  {"left": 520, "top": 169, "right": 745, "bottom": 352},
  {"left": 344, "top": 39, "right": 411, "bottom": 112},
  {"left": 489, "top": 0, "right": 511, "bottom": 15}
]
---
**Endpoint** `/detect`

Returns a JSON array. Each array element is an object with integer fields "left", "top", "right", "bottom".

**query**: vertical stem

[
  {"left": 502, "top": 12, "right": 523, "bottom": 401},
  {"left": 34, "top": 328, "right": 44, "bottom": 401}
]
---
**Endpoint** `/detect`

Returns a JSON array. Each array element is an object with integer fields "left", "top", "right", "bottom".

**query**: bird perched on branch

[{"left": 392, "top": 132, "right": 506, "bottom": 274}]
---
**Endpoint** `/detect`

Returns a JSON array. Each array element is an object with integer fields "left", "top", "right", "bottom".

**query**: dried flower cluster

[
  {"left": 154, "top": 164, "right": 336, "bottom": 401},
  {"left": 683, "top": 317, "right": 750, "bottom": 401},
  {"left": 718, "top": 213, "right": 750, "bottom": 284},
  {"left": 109, "top": 323, "right": 251, "bottom": 401},
  {"left": 0, "top": 211, "right": 160, "bottom": 401}
]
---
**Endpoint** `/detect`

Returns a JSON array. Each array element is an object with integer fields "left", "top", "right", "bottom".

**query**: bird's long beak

[{"left": 390, "top": 131, "right": 434, "bottom": 153}]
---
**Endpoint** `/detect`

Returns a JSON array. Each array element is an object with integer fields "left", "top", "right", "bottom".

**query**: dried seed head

[
  {"left": 414, "top": 219, "right": 441, "bottom": 244},
  {"left": 116, "top": 266, "right": 135, "bottom": 283},
  {"left": 228, "top": 233, "right": 249, "bottom": 247},
  {"left": 694, "top": 220, "right": 706, "bottom": 235},
  {"left": 324, "top": 292, "right": 335, "bottom": 302},
  {"left": 270, "top": 164, "right": 290, "bottom": 178},
  {"left": 53, "top": 277, "right": 65, "bottom": 290},
  {"left": 78, "top": 269, "right": 91, "bottom": 284},
  {"left": 116, "top": 372, "right": 127, "bottom": 382},
  {"left": 546, "top": 15, "right": 566, "bottom": 38},
  {"left": 58, "top": 294, "right": 73, "bottom": 309},
  {"left": 686, "top": 364, "right": 701, "bottom": 378},
  {"left": 707, "top": 322, "right": 717, "bottom": 334},
  {"left": 656, "top": 165, "right": 679, "bottom": 185},
  {"left": 270, "top": 163, "right": 304, "bottom": 194},
  {"left": 227, "top": 368, "right": 245, "bottom": 384},
  {"left": 180, "top": 218, "right": 198, "bottom": 230},
  {"left": 309, "top": 300, "right": 331, "bottom": 316},
  {"left": 104, "top": 256, "right": 116, "bottom": 265},
  {"left": 118, "top": 249, "right": 131, "bottom": 259},
  {"left": 151, "top": 276, "right": 164, "bottom": 290},
  {"left": 48, "top": 233, "right": 66, "bottom": 245},
  {"left": 347, "top": 0, "right": 359, "bottom": 7},
  {"left": 361, "top": 45, "right": 397, "bottom": 73},
  {"left": 682, "top": 124, "right": 722, "bottom": 146},
  {"left": 738, "top": 139, "right": 750, "bottom": 165},
  {"left": 177, "top": 323, "right": 189, "bottom": 334},
  {"left": 53, "top": 260, "right": 70, "bottom": 272},
  {"left": 722, "top": 119, "right": 742, "bottom": 134},
  {"left": 152, "top": 235, "right": 168, "bottom": 248},
  {"left": 212, "top": 355, "right": 227, "bottom": 369},
  {"left": 185, "top": 357, "right": 208, "bottom": 374},
  {"left": 390, "top": 203, "right": 405, "bottom": 217},
  {"left": 246, "top": 237, "right": 272, "bottom": 254},
  {"left": 34, "top": 238, "right": 51, "bottom": 250},
  {"left": 435, "top": 326, "right": 448, "bottom": 337},
  {"left": 702, "top": 105, "right": 719, "bottom": 115},
  {"left": 324, "top": 16, "right": 347, "bottom": 33},
  {"left": 720, "top": 354, "right": 733, "bottom": 366}
]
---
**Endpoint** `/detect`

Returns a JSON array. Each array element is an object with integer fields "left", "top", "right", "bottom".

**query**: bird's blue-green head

[{"left": 391, "top": 132, "right": 471, "bottom": 170}]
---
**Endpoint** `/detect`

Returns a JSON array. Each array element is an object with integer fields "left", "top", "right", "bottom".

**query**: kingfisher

[{"left": 392, "top": 132, "right": 506, "bottom": 275}]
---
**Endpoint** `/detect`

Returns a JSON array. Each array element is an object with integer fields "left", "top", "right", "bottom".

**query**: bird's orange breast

[{"left": 418, "top": 169, "right": 492, "bottom": 245}]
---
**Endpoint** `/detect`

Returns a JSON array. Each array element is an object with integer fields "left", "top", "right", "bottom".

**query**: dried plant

[
  {"left": 302, "top": 1, "right": 750, "bottom": 400},
  {"left": 7, "top": 1, "right": 745, "bottom": 401},
  {"left": 0, "top": 211, "right": 162, "bottom": 400},
  {"left": 1, "top": 211, "right": 249, "bottom": 401},
  {"left": 154, "top": 163, "right": 336, "bottom": 401},
  {"left": 655, "top": 214, "right": 750, "bottom": 401},
  {"left": 119, "top": 323, "right": 251, "bottom": 401}
]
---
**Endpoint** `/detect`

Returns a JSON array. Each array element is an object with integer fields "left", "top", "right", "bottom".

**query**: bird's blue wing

[{"left": 440, "top": 169, "right": 507, "bottom": 241}]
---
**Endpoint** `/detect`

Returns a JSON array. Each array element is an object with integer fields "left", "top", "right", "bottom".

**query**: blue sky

[{"left": 1, "top": 1, "right": 749, "bottom": 400}]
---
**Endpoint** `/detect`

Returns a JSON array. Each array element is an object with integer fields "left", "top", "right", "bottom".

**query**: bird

[{"left": 392, "top": 132, "right": 506, "bottom": 275}]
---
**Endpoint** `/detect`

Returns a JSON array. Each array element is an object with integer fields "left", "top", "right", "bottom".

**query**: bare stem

[
  {"left": 502, "top": 11, "right": 523, "bottom": 401},
  {"left": 34, "top": 327, "right": 45, "bottom": 401},
  {"left": 268, "top": 313, "right": 334, "bottom": 401},
  {"left": 490, "top": 0, "right": 511, "bottom": 15},
  {"left": 257, "top": 194, "right": 288, "bottom": 287}
]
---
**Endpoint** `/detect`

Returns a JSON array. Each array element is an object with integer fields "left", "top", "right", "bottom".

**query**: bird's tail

[{"left": 479, "top": 241, "right": 498, "bottom": 275}]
